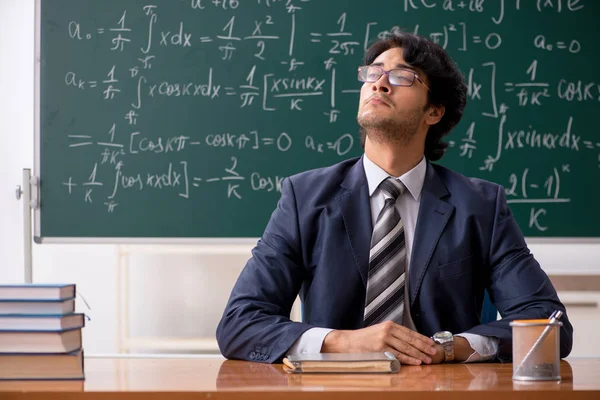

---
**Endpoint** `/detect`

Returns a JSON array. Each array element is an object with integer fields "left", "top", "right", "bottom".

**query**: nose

[{"left": 371, "top": 73, "right": 391, "bottom": 93}]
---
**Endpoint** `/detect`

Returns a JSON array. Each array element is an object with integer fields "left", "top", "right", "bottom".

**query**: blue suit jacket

[{"left": 216, "top": 157, "right": 573, "bottom": 363}]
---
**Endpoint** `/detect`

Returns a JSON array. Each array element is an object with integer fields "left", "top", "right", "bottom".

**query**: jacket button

[{"left": 249, "top": 351, "right": 256, "bottom": 360}]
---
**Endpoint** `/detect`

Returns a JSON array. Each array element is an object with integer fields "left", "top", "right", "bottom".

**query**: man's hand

[{"left": 321, "top": 320, "right": 438, "bottom": 365}]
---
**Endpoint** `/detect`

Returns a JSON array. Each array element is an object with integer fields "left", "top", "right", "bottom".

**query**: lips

[{"left": 368, "top": 96, "right": 391, "bottom": 106}]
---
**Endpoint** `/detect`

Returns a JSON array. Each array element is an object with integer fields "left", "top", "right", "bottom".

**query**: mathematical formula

[{"left": 40, "top": 0, "right": 597, "bottom": 235}]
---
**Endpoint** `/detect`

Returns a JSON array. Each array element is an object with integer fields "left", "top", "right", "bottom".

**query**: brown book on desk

[
  {"left": 0, "top": 380, "right": 84, "bottom": 391},
  {"left": 0, "top": 350, "right": 84, "bottom": 380},
  {"left": 283, "top": 352, "right": 400, "bottom": 374},
  {"left": 0, "top": 328, "right": 82, "bottom": 353}
]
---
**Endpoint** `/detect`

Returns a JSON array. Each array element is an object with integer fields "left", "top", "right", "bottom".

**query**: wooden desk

[{"left": 1, "top": 357, "right": 599, "bottom": 399}]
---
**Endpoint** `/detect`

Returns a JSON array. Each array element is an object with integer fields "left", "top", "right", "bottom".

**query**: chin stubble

[{"left": 357, "top": 110, "right": 421, "bottom": 146}]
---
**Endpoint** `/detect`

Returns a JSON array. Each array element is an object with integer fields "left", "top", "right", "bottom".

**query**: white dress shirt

[{"left": 288, "top": 154, "right": 498, "bottom": 362}]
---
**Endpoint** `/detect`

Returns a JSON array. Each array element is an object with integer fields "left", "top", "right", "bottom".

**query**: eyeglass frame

[{"left": 357, "top": 65, "right": 431, "bottom": 92}]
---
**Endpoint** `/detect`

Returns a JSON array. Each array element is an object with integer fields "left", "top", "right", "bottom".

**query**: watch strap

[{"left": 442, "top": 337, "right": 454, "bottom": 362}]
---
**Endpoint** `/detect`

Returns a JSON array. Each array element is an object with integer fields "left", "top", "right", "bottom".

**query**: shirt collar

[{"left": 362, "top": 153, "right": 426, "bottom": 201}]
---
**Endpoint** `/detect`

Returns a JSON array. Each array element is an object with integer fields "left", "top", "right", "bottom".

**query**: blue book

[
  {"left": 0, "top": 284, "right": 75, "bottom": 301},
  {"left": 0, "top": 298, "right": 75, "bottom": 315},
  {"left": 0, "top": 313, "right": 85, "bottom": 331},
  {"left": 0, "top": 349, "right": 84, "bottom": 380}
]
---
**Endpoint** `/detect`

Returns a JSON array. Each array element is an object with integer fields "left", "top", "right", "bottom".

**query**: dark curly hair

[{"left": 360, "top": 30, "right": 467, "bottom": 161}]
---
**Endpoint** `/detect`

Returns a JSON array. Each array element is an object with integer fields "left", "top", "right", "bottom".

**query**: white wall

[
  {"left": 1, "top": 0, "right": 598, "bottom": 356},
  {"left": 0, "top": 0, "right": 34, "bottom": 284}
]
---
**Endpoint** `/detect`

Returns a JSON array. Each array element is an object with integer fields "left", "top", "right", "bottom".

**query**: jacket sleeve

[
  {"left": 464, "top": 185, "right": 573, "bottom": 362},
  {"left": 216, "top": 177, "right": 313, "bottom": 363}
]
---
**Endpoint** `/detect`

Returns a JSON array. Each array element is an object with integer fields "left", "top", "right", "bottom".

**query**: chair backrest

[{"left": 482, "top": 290, "right": 498, "bottom": 324}]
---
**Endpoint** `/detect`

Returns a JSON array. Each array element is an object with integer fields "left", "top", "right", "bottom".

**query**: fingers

[
  {"left": 392, "top": 325, "right": 437, "bottom": 355},
  {"left": 404, "top": 327, "right": 437, "bottom": 348},
  {"left": 382, "top": 323, "right": 437, "bottom": 364},
  {"left": 386, "top": 335, "right": 433, "bottom": 364},
  {"left": 385, "top": 346, "right": 423, "bottom": 366}
]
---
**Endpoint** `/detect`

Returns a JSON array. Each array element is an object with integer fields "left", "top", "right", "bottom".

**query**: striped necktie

[{"left": 364, "top": 177, "right": 407, "bottom": 326}]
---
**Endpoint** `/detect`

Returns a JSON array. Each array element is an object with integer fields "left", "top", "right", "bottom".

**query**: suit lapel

[
  {"left": 409, "top": 163, "right": 454, "bottom": 306},
  {"left": 337, "top": 157, "right": 372, "bottom": 286}
]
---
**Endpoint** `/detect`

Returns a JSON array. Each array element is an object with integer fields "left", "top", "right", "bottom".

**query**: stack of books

[{"left": 0, "top": 284, "right": 85, "bottom": 381}]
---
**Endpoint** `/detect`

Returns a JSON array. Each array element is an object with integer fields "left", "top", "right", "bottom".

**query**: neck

[{"left": 364, "top": 134, "right": 425, "bottom": 177}]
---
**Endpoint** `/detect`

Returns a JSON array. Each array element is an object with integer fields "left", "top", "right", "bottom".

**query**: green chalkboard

[{"left": 35, "top": 0, "right": 600, "bottom": 241}]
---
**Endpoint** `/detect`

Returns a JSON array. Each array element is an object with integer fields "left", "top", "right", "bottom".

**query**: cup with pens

[{"left": 510, "top": 310, "right": 563, "bottom": 381}]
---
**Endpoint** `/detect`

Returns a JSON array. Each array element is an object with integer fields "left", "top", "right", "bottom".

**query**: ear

[{"left": 425, "top": 105, "right": 445, "bottom": 126}]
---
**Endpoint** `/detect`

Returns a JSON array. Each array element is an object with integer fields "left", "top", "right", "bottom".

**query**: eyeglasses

[{"left": 357, "top": 65, "right": 431, "bottom": 91}]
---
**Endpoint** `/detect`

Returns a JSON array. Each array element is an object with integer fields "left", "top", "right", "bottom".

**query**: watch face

[{"left": 434, "top": 331, "right": 453, "bottom": 341}]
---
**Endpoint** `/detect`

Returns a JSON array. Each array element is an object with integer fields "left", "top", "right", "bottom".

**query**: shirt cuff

[
  {"left": 287, "top": 327, "right": 334, "bottom": 356},
  {"left": 455, "top": 333, "right": 499, "bottom": 362}
]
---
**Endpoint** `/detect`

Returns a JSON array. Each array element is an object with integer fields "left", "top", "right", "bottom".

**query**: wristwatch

[{"left": 432, "top": 331, "right": 454, "bottom": 363}]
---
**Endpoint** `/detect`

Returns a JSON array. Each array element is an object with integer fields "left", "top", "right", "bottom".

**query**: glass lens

[
  {"left": 358, "top": 66, "right": 415, "bottom": 86},
  {"left": 389, "top": 69, "right": 415, "bottom": 86},
  {"left": 358, "top": 66, "right": 381, "bottom": 82},
  {"left": 365, "top": 66, "right": 383, "bottom": 82}
]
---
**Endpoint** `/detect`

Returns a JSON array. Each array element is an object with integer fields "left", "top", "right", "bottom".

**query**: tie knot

[{"left": 379, "top": 177, "right": 405, "bottom": 201}]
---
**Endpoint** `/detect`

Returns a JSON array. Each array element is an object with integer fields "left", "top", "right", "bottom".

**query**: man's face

[{"left": 357, "top": 47, "right": 431, "bottom": 145}]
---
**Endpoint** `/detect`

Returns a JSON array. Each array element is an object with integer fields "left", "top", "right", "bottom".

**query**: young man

[{"left": 216, "top": 31, "right": 573, "bottom": 364}]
